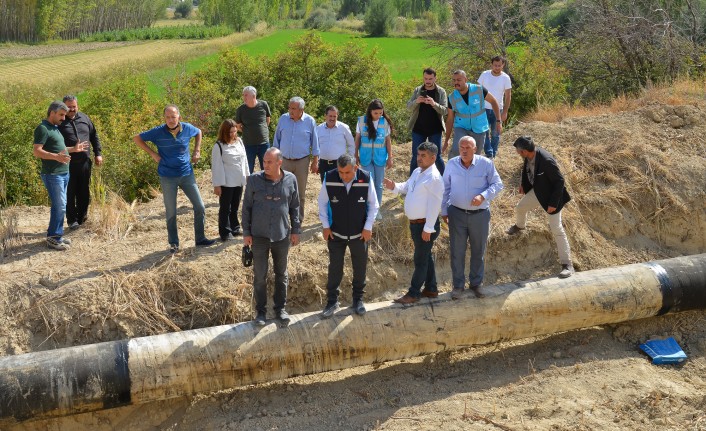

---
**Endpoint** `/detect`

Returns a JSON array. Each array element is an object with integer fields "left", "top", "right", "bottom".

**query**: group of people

[
  {"left": 32, "top": 57, "right": 574, "bottom": 327},
  {"left": 32, "top": 97, "right": 101, "bottom": 251}
]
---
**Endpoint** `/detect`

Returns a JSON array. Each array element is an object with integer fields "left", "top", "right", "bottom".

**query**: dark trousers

[
  {"left": 252, "top": 236, "right": 290, "bottom": 314},
  {"left": 326, "top": 237, "right": 368, "bottom": 305},
  {"left": 218, "top": 186, "right": 243, "bottom": 239},
  {"left": 408, "top": 218, "right": 440, "bottom": 297},
  {"left": 66, "top": 159, "right": 92, "bottom": 225},
  {"left": 318, "top": 159, "right": 337, "bottom": 183},
  {"left": 245, "top": 143, "right": 268, "bottom": 173},
  {"left": 448, "top": 206, "right": 491, "bottom": 288}
]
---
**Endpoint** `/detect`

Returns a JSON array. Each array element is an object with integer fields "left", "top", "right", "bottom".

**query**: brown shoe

[
  {"left": 470, "top": 285, "right": 485, "bottom": 298},
  {"left": 393, "top": 294, "right": 419, "bottom": 304},
  {"left": 421, "top": 290, "right": 438, "bottom": 298}
]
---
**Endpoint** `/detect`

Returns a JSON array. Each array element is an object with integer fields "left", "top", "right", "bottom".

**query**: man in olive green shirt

[{"left": 32, "top": 101, "right": 87, "bottom": 250}]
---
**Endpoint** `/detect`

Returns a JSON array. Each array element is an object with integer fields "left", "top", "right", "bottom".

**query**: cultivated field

[{"left": 0, "top": 32, "right": 257, "bottom": 88}]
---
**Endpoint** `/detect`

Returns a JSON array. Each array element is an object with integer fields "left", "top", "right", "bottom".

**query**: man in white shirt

[
  {"left": 478, "top": 56, "right": 512, "bottom": 158},
  {"left": 384, "top": 141, "right": 444, "bottom": 304},
  {"left": 315, "top": 105, "right": 355, "bottom": 182},
  {"left": 318, "top": 154, "right": 379, "bottom": 318}
]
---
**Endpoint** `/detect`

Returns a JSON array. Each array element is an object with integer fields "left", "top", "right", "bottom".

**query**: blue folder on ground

[{"left": 639, "top": 337, "right": 687, "bottom": 364}]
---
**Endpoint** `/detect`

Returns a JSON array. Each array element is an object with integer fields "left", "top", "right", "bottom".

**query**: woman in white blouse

[{"left": 212, "top": 119, "right": 250, "bottom": 241}]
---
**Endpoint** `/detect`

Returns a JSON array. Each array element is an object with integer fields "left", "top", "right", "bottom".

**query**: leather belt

[
  {"left": 283, "top": 156, "right": 307, "bottom": 161},
  {"left": 451, "top": 205, "right": 487, "bottom": 214},
  {"left": 409, "top": 218, "right": 426, "bottom": 224}
]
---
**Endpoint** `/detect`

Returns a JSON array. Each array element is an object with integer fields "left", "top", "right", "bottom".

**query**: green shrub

[
  {"left": 304, "top": 7, "right": 337, "bottom": 30},
  {"left": 175, "top": 1, "right": 194, "bottom": 19},
  {"left": 364, "top": 0, "right": 397, "bottom": 37}
]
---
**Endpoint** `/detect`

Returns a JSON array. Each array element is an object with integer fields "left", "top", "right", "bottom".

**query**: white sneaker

[{"left": 558, "top": 264, "right": 574, "bottom": 279}]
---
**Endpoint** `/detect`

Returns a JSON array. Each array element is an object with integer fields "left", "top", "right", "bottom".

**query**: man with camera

[
  {"left": 242, "top": 147, "right": 301, "bottom": 326},
  {"left": 406, "top": 67, "right": 448, "bottom": 175}
]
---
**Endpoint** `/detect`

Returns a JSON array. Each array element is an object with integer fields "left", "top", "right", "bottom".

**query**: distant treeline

[{"left": 0, "top": 0, "right": 170, "bottom": 42}]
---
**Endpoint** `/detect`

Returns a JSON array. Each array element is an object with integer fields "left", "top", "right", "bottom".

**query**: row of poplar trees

[{"left": 0, "top": 0, "right": 169, "bottom": 42}]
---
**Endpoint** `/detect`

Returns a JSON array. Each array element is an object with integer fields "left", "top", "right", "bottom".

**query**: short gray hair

[
  {"left": 62, "top": 95, "right": 77, "bottom": 103},
  {"left": 453, "top": 70, "right": 467, "bottom": 78},
  {"left": 47, "top": 101, "right": 68, "bottom": 117},
  {"left": 337, "top": 154, "right": 356, "bottom": 168},
  {"left": 265, "top": 147, "right": 283, "bottom": 161},
  {"left": 164, "top": 104, "right": 180, "bottom": 115},
  {"left": 418, "top": 141, "right": 438, "bottom": 156},
  {"left": 289, "top": 97, "right": 305, "bottom": 109},
  {"left": 459, "top": 136, "right": 476, "bottom": 146},
  {"left": 243, "top": 86, "right": 257, "bottom": 96}
]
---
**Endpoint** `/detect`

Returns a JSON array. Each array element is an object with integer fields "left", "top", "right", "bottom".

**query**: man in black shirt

[
  {"left": 406, "top": 68, "right": 448, "bottom": 175},
  {"left": 59, "top": 95, "right": 103, "bottom": 229}
]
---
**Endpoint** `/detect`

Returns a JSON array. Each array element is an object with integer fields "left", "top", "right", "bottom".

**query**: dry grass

[
  {"left": 22, "top": 257, "right": 252, "bottom": 347},
  {"left": 526, "top": 77, "right": 706, "bottom": 123},
  {"left": 0, "top": 207, "right": 21, "bottom": 258},
  {"left": 88, "top": 190, "right": 138, "bottom": 240}
]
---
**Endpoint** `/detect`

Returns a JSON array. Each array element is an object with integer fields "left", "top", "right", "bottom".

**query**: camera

[{"left": 242, "top": 245, "right": 253, "bottom": 267}]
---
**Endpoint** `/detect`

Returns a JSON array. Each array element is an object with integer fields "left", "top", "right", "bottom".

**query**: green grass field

[
  {"left": 237, "top": 29, "right": 444, "bottom": 82},
  {"left": 147, "top": 30, "right": 445, "bottom": 98}
]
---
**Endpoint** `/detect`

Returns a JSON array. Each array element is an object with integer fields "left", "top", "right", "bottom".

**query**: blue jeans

[
  {"left": 408, "top": 219, "right": 440, "bottom": 298},
  {"left": 483, "top": 109, "right": 501, "bottom": 158},
  {"left": 41, "top": 173, "right": 69, "bottom": 240},
  {"left": 361, "top": 163, "right": 385, "bottom": 207},
  {"left": 410, "top": 131, "right": 445, "bottom": 176},
  {"left": 252, "top": 236, "right": 290, "bottom": 314},
  {"left": 448, "top": 206, "right": 491, "bottom": 288},
  {"left": 159, "top": 173, "right": 207, "bottom": 246},
  {"left": 245, "top": 143, "right": 268, "bottom": 173}
]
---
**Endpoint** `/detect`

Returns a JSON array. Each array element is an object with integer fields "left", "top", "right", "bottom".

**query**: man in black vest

[
  {"left": 506, "top": 136, "right": 574, "bottom": 278},
  {"left": 317, "top": 154, "right": 379, "bottom": 318}
]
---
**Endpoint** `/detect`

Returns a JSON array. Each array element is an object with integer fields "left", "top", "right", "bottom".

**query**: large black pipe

[{"left": 0, "top": 254, "right": 704, "bottom": 424}]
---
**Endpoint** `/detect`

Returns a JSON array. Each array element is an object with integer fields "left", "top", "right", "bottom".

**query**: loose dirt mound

[{"left": 1, "top": 100, "right": 705, "bottom": 430}]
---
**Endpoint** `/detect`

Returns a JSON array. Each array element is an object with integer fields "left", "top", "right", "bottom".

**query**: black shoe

[
  {"left": 69, "top": 221, "right": 80, "bottom": 230},
  {"left": 277, "top": 309, "right": 291, "bottom": 325},
  {"left": 221, "top": 233, "right": 235, "bottom": 242},
  {"left": 321, "top": 302, "right": 339, "bottom": 319},
  {"left": 352, "top": 300, "right": 366, "bottom": 316},
  {"left": 254, "top": 311, "right": 266, "bottom": 326},
  {"left": 169, "top": 244, "right": 179, "bottom": 254},
  {"left": 233, "top": 226, "right": 243, "bottom": 236},
  {"left": 196, "top": 238, "right": 216, "bottom": 247}
]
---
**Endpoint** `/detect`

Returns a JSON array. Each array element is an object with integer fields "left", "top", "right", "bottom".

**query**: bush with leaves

[
  {"left": 170, "top": 32, "right": 411, "bottom": 144},
  {"left": 364, "top": 0, "right": 397, "bottom": 37},
  {"left": 507, "top": 21, "right": 570, "bottom": 117},
  {"left": 174, "top": 1, "right": 194, "bottom": 19},
  {"left": 304, "top": 7, "right": 337, "bottom": 30}
]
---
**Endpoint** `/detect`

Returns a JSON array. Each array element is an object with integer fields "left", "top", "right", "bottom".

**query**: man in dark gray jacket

[
  {"left": 242, "top": 147, "right": 301, "bottom": 326},
  {"left": 506, "top": 136, "right": 574, "bottom": 278}
]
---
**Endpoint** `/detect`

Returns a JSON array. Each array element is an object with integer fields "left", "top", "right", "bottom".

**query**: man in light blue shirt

[
  {"left": 442, "top": 136, "right": 503, "bottom": 299},
  {"left": 273, "top": 96, "right": 319, "bottom": 221},
  {"left": 134, "top": 104, "right": 216, "bottom": 253}
]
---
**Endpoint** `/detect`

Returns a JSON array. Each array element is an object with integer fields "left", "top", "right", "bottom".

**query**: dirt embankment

[{"left": 1, "top": 100, "right": 705, "bottom": 430}]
